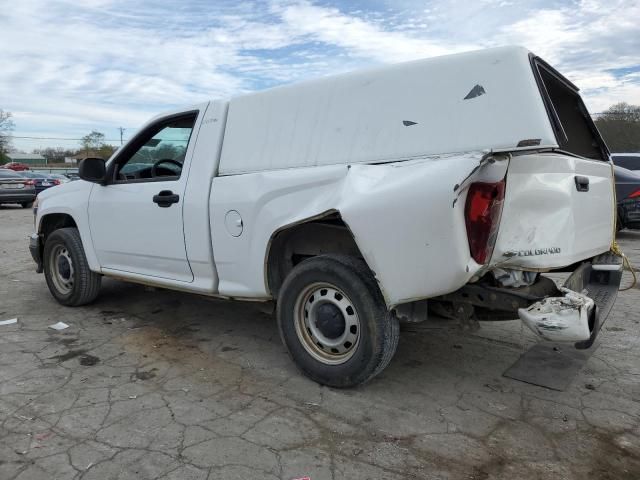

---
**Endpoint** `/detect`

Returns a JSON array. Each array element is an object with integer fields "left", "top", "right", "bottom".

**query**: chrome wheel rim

[
  {"left": 49, "top": 244, "right": 74, "bottom": 295},
  {"left": 294, "top": 282, "right": 360, "bottom": 365}
]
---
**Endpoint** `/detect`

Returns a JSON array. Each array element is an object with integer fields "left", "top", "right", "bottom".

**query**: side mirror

[{"left": 78, "top": 158, "right": 106, "bottom": 184}]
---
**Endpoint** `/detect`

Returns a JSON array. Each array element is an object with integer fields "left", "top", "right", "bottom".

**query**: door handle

[
  {"left": 153, "top": 190, "right": 180, "bottom": 207},
  {"left": 574, "top": 176, "right": 589, "bottom": 192}
]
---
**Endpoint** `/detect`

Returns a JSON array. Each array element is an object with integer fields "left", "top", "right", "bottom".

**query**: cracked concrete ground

[{"left": 1, "top": 206, "right": 640, "bottom": 480}]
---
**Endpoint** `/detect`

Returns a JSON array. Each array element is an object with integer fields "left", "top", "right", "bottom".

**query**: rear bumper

[
  {"left": 519, "top": 253, "right": 623, "bottom": 348},
  {"left": 0, "top": 193, "right": 36, "bottom": 203},
  {"left": 29, "top": 233, "right": 43, "bottom": 273}
]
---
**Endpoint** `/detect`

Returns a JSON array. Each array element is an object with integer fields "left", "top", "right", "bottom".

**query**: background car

[
  {"left": 615, "top": 165, "right": 640, "bottom": 231},
  {"left": 0, "top": 169, "right": 36, "bottom": 207},
  {"left": 612, "top": 153, "right": 640, "bottom": 172},
  {"left": 0, "top": 162, "right": 31, "bottom": 171},
  {"left": 21, "top": 171, "right": 63, "bottom": 194},
  {"left": 47, "top": 173, "right": 71, "bottom": 184},
  {"left": 64, "top": 172, "right": 80, "bottom": 181}
]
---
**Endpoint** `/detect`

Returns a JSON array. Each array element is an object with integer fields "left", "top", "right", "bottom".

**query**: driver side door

[{"left": 88, "top": 109, "right": 204, "bottom": 282}]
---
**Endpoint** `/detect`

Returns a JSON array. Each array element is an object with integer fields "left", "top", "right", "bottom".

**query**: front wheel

[
  {"left": 21, "top": 201, "right": 33, "bottom": 208},
  {"left": 277, "top": 255, "right": 399, "bottom": 388},
  {"left": 43, "top": 227, "right": 101, "bottom": 306}
]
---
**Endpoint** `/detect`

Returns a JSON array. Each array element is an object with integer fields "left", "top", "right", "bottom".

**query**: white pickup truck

[{"left": 30, "top": 46, "right": 622, "bottom": 387}]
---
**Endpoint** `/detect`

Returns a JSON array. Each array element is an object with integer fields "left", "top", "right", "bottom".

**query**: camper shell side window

[{"left": 530, "top": 55, "right": 609, "bottom": 161}]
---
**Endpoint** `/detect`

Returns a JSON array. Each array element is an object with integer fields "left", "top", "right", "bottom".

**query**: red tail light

[
  {"left": 52, "top": 179, "right": 61, "bottom": 185},
  {"left": 23, "top": 180, "right": 35, "bottom": 186},
  {"left": 629, "top": 189, "right": 640, "bottom": 199},
  {"left": 464, "top": 180, "right": 506, "bottom": 264}
]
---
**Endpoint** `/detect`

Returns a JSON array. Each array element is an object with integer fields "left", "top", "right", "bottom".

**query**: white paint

[
  {"left": 210, "top": 153, "right": 488, "bottom": 305},
  {"left": 219, "top": 46, "right": 555, "bottom": 175},
  {"left": 36, "top": 179, "right": 101, "bottom": 271},
  {"left": 519, "top": 287, "right": 594, "bottom": 342},
  {"left": 87, "top": 102, "right": 208, "bottom": 283},
  {"left": 492, "top": 152, "right": 614, "bottom": 269},
  {"left": 0, "top": 318, "right": 18, "bottom": 326}
]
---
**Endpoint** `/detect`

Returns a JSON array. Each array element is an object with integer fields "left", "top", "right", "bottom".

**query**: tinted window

[
  {"left": 612, "top": 155, "right": 640, "bottom": 170},
  {"left": 533, "top": 59, "right": 606, "bottom": 160}
]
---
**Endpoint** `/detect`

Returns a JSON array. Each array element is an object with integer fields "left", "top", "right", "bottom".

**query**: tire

[
  {"left": 277, "top": 254, "right": 399, "bottom": 388},
  {"left": 43, "top": 227, "right": 101, "bottom": 306},
  {"left": 21, "top": 201, "right": 33, "bottom": 208}
]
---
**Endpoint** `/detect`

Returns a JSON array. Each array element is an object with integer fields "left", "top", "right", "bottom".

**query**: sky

[{"left": 1, "top": 0, "right": 639, "bottom": 152}]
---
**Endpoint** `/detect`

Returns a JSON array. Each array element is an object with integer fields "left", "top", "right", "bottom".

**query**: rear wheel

[
  {"left": 43, "top": 227, "right": 101, "bottom": 306},
  {"left": 277, "top": 255, "right": 399, "bottom": 387},
  {"left": 21, "top": 201, "right": 33, "bottom": 208}
]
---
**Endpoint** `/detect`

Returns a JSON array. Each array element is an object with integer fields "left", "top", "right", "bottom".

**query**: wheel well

[
  {"left": 266, "top": 212, "right": 365, "bottom": 297},
  {"left": 40, "top": 214, "right": 78, "bottom": 243}
]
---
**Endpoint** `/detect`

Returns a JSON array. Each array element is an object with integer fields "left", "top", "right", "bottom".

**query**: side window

[{"left": 115, "top": 113, "right": 197, "bottom": 182}]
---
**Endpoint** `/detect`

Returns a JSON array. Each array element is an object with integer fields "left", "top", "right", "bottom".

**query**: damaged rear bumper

[{"left": 518, "top": 253, "right": 623, "bottom": 349}]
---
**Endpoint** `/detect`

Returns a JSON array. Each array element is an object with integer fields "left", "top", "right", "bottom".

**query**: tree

[
  {"left": 595, "top": 103, "right": 640, "bottom": 153},
  {"left": 97, "top": 144, "right": 117, "bottom": 160},
  {"left": 79, "top": 131, "right": 117, "bottom": 160},
  {"left": 33, "top": 147, "right": 78, "bottom": 164},
  {"left": 80, "top": 131, "right": 106, "bottom": 153},
  {"left": 0, "top": 109, "right": 15, "bottom": 163}
]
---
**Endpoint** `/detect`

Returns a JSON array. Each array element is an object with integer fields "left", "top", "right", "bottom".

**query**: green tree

[
  {"left": 0, "top": 109, "right": 15, "bottom": 163},
  {"left": 97, "top": 144, "right": 117, "bottom": 159},
  {"left": 80, "top": 130, "right": 106, "bottom": 154},
  {"left": 79, "top": 131, "right": 117, "bottom": 159},
  {"left": 595, "top": 103, "right": 640, "bottom": 153}
]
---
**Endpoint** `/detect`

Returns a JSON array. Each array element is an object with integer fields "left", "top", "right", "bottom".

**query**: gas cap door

[{"left": 224, "top": 210, "right": 243, "bottom": 237}]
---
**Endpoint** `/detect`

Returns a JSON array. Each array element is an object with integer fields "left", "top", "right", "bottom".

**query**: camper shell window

[{"left": 531, "top": 56, "right": 608, "bottom": 161}]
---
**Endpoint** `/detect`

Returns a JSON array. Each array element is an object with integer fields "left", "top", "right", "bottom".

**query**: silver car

[{"left": 0, "top": 169, "right": 36, "bottom": 207}]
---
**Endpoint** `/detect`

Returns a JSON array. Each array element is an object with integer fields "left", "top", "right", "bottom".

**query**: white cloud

[
  {"left": 276, "top": 1, "right": 474, "bottom": 62},
  {"left": 0, "top": 0, "right": 638, "bottom": 151}
]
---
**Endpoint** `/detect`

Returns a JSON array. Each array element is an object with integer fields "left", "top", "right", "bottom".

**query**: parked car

[
  {"left": 1, "top": 162, "right": 31, "bottom": 171},
  {"left": 29, "top": 46, "right": 622, "bottom": 387},
  {"left": 0, "top": 169, "right": 36, "bottom": 207},
  {"left": 612, "top": 153, "right": 640, "bottom": 171},
  {"left": 615, "top": 165, "right": 640, "bottom": 230},
  {"left": 47, "top": 174, "right": 71, "bottom": 184},
  {"left": 21, "top": 172, "right": 63, "bottom": 195}
]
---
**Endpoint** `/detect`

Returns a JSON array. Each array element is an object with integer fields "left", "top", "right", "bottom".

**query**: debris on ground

[
  {"left": 49, "top": 321, "right": 69, "bottom": 330},
  {"left": 0, "top": 318, "right": 17, "bottom": 325}
]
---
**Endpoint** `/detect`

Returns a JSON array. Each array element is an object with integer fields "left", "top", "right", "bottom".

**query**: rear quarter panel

[{"left": 211, "top": 153, "right": 498, "bottom": 306}]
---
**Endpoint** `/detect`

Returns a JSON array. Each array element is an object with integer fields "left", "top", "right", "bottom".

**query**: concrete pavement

[{"left": 1, "top": 206, "right": 639, "bottom": 479}]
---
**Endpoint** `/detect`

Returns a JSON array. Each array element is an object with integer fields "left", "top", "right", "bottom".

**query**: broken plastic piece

[
  {"left": 518, "top": 287, "right": 594, "bottom": 343},
  {"left": 0, "top": 318, "right": 18, "bottom": 326},
  {"left": 402, "top": 120, "right": 417, "bottom": 126},
  {"left": 49, "top": 321, "right": 69, "bottom": 330}
]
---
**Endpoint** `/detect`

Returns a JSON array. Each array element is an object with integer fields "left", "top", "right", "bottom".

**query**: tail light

[
  {"left": 464, "top": 180, "right": 506, "bottom": 264},
  {"left": 23, "top": 180, "right": 35, "bottom": 186},
  {"left": 52, "top": 179, "right": 61, "bottom": 185},
  {"left": 629, "top": 189, "right": 640, "bottom": 199}
]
